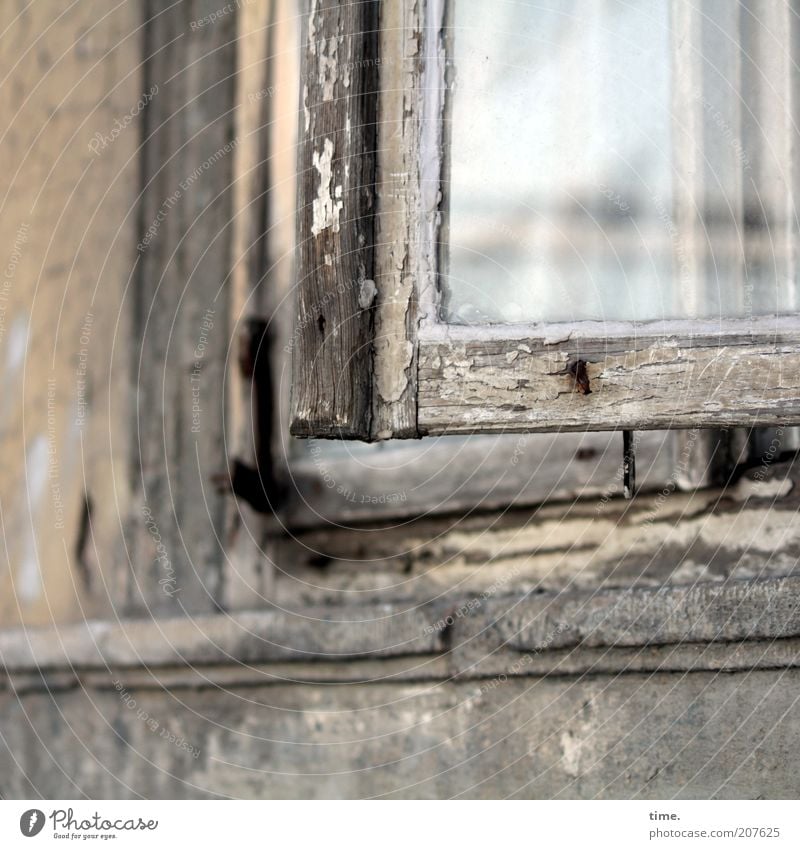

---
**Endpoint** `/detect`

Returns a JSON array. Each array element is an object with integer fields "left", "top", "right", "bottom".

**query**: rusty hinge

[{"left": 213, "top": 318, "right": 285, "bottom": 513}]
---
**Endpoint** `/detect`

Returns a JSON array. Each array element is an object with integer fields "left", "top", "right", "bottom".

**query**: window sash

[{"left": 291, "top": 0, "right": 800, "bottom": 442}]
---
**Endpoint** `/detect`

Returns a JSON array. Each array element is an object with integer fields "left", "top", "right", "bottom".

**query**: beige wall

[{"left": 0, "top": 2, "right": 142, "bottom": 626}]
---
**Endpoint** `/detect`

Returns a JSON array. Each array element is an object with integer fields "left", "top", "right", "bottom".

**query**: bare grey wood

[
  {"left": 418, "top": 317, "right": 800, "bottom": 434},
  {"left": 131, "top": 1, "right": 235, "bottom": 614},
  {"left": 3, "top": 575, "right": 800, "bottom": 676},
  {"left": 284, "top": 430, "right": 678, "bottom": 527},
  {"left": 486, "top": 576, "right": 800, "bottom": 653},
  {"left": 0, "top": 603, "right": 442, "bottom": 670},
  {"left": 290, "top": 0, "right": 380, "bottom": 439},
  {"left": 7, "top": 637, "right": 800, "bottom": 695}
]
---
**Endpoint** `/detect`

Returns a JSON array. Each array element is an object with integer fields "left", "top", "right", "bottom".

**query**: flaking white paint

[{"left": 311, "top": 138, "right": 342, "bottom": 237}]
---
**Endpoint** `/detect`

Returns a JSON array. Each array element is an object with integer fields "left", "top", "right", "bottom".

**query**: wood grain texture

[
  {"left": 290, "top": 0, "right": 379, "bottom": 439},
  {"left": 132, "top": 0, "right": 235, "bottom": 614},
  {"left": 418, "top": 318, "right": 800, "bottom": 434},
  {"left": 284, "top": 430, "right": 679, "bottom": 527},
  {"left": 486, "top": 576, "right": 800, "bottom": 652},
  {"left": 4, "top": 575, "right": 800, "bottom": 677},
  {"left": 369, "top": 0, "right": 427, "bottom": 439}
]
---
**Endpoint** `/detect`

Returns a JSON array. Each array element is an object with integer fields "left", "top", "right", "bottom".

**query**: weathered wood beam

[
  {"left": 418, "top": 317, "right": 800, "bottom": 434},
  {"left": 291, "top": 0, "right": 380, "bottom": 439}
]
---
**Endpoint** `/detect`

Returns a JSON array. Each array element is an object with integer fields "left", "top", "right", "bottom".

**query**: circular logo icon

[{"left": 19, "top": 809, "right": 45, "bottom": 837}]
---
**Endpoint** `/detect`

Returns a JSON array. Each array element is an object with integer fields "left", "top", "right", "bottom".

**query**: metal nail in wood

[{"left": 623, "top": 430, "right": 636, "bottom": 499}]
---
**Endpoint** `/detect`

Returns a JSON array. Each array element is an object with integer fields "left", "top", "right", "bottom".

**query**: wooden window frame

[
  {"left": 291, "top": 0, "right": 800, "bottom": 443},
  {"left": 231, "top": 0, "right": 710, "bottom": 533}
]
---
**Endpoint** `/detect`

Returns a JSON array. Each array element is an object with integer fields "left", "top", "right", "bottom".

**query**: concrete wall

[{"left": 2, "top": 667, "right": 798, "bottom": 799}]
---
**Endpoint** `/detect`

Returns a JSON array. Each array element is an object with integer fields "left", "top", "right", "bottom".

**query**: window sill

[{"left": 2, "top": 574, "right": 800, "bottom": 691}]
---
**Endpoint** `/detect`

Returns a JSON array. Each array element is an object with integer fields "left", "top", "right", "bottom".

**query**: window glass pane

[{"left": 443, "top": 0, "right": 796, "bottom": 324}]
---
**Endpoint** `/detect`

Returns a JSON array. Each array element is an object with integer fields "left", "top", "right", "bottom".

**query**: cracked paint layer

[{"left": 418, "top": 326, "right": 800, "bottom": 434}]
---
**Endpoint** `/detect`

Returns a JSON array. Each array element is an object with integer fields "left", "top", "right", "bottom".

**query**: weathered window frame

[
  {"left": 231, "top": 0, "right": 705, "bottom": 532},
  {"left": 291, "top": 0, "right": 800, "bottom": 444}
]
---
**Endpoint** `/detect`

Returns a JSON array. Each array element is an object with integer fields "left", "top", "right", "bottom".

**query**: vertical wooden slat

[
  {"left": 229, "top": 0, "right": 274, "bottom": 460},
  {"left": 222, "top": 0, "right": 276, "bottom": 611},
  {"left": 132, "top": 0, "right": 236, "bottom": 615},
  {"left": 222, "top": 0, "right": 304, "bottom": 609},
  {"left": 290, "top": 0, "right": 379, "bottom": 440},
  {"left": 265, "top": 0, "right": 303, "bottom": 451},
  {"left": 370, "top": 0, "right": 427, "bottom": 440},
  {"left": 740, "top": 0, "right": 800, "bottom": 454}
]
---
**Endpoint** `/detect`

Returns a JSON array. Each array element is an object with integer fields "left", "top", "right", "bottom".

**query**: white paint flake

[
  {"left": 311, "top": 138, "right": 343, "bottom": 237},
  {"left": 318, "top": 36, "right": 339, "bottom": 101},
  {"left": 358, "top": 279, "right": 377, "bottom": 310}
]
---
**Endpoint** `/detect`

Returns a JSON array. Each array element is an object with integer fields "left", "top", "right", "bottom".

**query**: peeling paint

[
  {"left": 730, "top": 477, "right": 794, "bottom": 501},
  {"left": 544, "top": 329, "right": 573, "bottom": 345},
  {"left": 318, "top": 35, "right": 338, "bottom": 102},
  {"left": 307, "top": 0, "right": 318, "bottom": 55},
  {"left": 358, "top": 279, "right": 377, "bottom": 310},
  {"left": 311, "top": 138, "right": 342, "bottom": 237},
  {"left": 419, "top": 330, "right": 800, "bottom": 434},
  {"left": 377, "top": 340, "right": 413, "bottom": 404},
  {"left": 375, "top": 275, "right": 415, "bottom": 405},
  {"left": 18, "top": 435, "right": 49, "bottom": 603}
]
